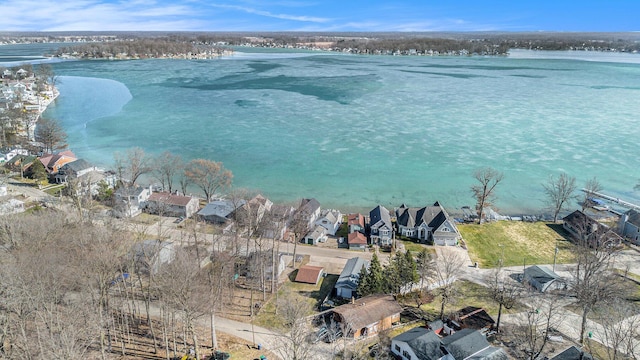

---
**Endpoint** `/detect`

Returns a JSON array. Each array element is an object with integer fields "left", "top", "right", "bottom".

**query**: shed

[
  {"left": 523, "top": 265, "right": 565, "bottom": 293},
  {"left": 295, "top": 265, "right": 325, "bottom": 285}
]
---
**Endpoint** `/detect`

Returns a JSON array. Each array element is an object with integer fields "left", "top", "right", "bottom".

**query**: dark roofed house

[
  {"left": 396, "top": 202, "right": 461, "bottom": 246},
  {"left": 198, "top": 199, "right": 245, "bottom": 223},
  {"left": 295, "top": 265, "right": 325, "bottom": 285},
  {"left": 454, "top": 306, "right": 495, "bottom": 333},
  {"left": 619, "top": 209, "right": 640, "bottom": 245},
  {"left": 146, "top": 192, "right": 199, "bottom": 218},
  {"left": 550, "top": 346, "right": 593, "bottom": 360},
  {"left": 332, "top": 294, "right": 403, "bottom": 338},
  {"left": 369, "top": 205, "right": 393, "bottom": 247},
  {"left": 334, "top": 257, "right": 370, "bottom": 299},
  {"left": 391, "top": 327, "right": 444, "bottom": 360},
  {"left": 563, "top": 210, "right": 623, "bottom": 248},
  {"left": 523, "top": 265, "right": 565, "bottom": 293},
  {"left": 441, "top": 328, "right": 508, "bottom": 360}
]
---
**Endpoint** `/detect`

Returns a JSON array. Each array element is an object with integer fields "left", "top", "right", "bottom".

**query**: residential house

[
  {"left": 395, "top": 202, "right": 461, "bottom": 246},
  {"left": 146, "top": 192, "right": 200, "bottom": 218},
  {"left": 523, "top": 265, "right": 565, "bottom": 293},
  {"left": 0, "top": 146, "right": 28, "bottom": 162},
  {"left": 369, "top": 205, "right": 393, "bottom": 247},
  {"left": 128, "top": 240, "right": 175, "bottom": 275},
  {"left": 262, "top": 204, "right": 295, "bottom": 240},
  {"left": 114, "top": 185, "right": 152, "bottom": 217},
  {"left": 347, "top": 213, "right": 365, "bottom": 233},
  {"left": 334, "top": 257, "right": 370, "bottom": 299},
  {"left": 4, "top": 154, "right": 36, "bottom": 175},
  {"left": 236, "top": 194, "right": 273, "bottom": 229},
  {"left": 563, "top": 210, "right": 623, "bottom": 248},
  {"left": 297, "top": 198, "right": 322, "bottom": 230},
  {"left": 243, "top": 251, "right": 286, "bottom": 281},
  {"left": 619, "top": 209, "right": 640, "bottom": 245},
  {"left": 331, "top": 294, "right": 403, "bottom": 338},
  {"left": 295, "top": 265, "right": 325, "bottom": 285},
  {"left": 391, "top": 327, "right": 445, "bottom": 360},
  {"left": 348, "top": 232, "right": 367, "bottom": 251},
  {"left": 315, "top": 209, "right": 342, "bottom": 236},
  {"left": 198, "top": 199, "right": 245, "bottom": 223},
  {"left": 550, "top": 346, "right": 593, "bottom": 360},
  {"left": 440, "top": 328, "right": 508, "bottom": 360},
  {"left": 54, "top": 159, "right": 99, "bottom": 183},
  {"left": 304, "top": 225, "right": 328, "bottom": 245},
  {"left": 38, "top": 151, "right": 77, "bottom": 178}
]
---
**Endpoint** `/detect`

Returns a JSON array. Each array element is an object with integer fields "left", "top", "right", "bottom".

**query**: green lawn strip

[
  {"left": 397, "top": 237, "right": 436, "bottom": 253},
  {"left": 459, "top": 221, "right": 575, "bottom": 268},
  {"left": 406, "top": 280, "right": 526, "bottom": 320}
]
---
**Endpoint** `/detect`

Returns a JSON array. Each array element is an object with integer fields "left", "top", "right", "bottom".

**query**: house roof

[
  {"left": 563, "top": 210, "right": 623, "bottom": 246},
  {"left": 198, "top": 199, "right": 244, "bottom": 217},
  {"left": 348, "top": 232, "right": 367, "bottom": 245},
  {"left": 551, "top": 346, "right": 593, "bottom": 360},
  {"left": 333, "top": 294, "right": 403, "bottom": 331},
  {"left": 456, "top": 306, "right": 495, "bottom": 330},
  {"left": 306, "top": 225, "right": 326, "bottom": 240},
  {"left": 60, "top": 158, "right": 93, "bottom": 172},
  {"left": 295, "top": 265, "right": 324, "bottom": 284},
  {"left": 396, "top": 202, "right": 454, "bottom": 233},
  {"left": 440, "top": 328, "right": 490, "bottom": 360},
  {"left": 625, "top": 209, "right": 640, "bottom": 227},
  {"left": 393, "top": 327, "right": 444, "bottom": 360},
  {"left": 347, "top": 213, "right": 365, "bottom": 228},
  {"left": 39, "top": 151, "right": 77, "bottom": 171},
  {"left": 370, "top": 205, "right": 392, "bottom": 228},
  {"left": 318, "top": 209, "right": 339, "bottom": 225},
  {"left": 524, "top": 265, "right": 560, "bottom": 286},
  {"left": 335, "top": 257, "right": 369, "bottom": 291},
  {"left": 149, "top": 192, "right": 196, "bottom": 207},
  {"left": 299, "top": 198, "right": 321, "bottom": 214},
  {"left": 116, "top": 185, "right": 150, "bottom": 198}
]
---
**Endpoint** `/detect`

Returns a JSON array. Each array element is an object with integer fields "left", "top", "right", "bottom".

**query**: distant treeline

[{"left": 53, "top": 37, "right": 228, "bottom": 59}]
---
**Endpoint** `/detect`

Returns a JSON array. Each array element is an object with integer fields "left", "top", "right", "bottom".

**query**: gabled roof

[
  {"left": 116, "top": 185, "right": 150, "bottom": 198},
  {"left": 441, "top": 328, "right": 490, "bottom": 360},
  {"left": 333, "top": 294, "right": 403, "bottom": 331},
  {"left": 347, "top": 213, "right": 365, "bottom": 228},
  {"left": 348, "top": 232, "right": 367, "bottom": 245},
  {"left": 198, "top": 199, "right": 244, "bottom": 217},
  {"left": 335, "top": 257, "right": 369, "bottom": 290},
  {"left": 60, "top": 158, "right": 93, "bottom": 172},
  {"left": 370, "top": 205, "right": 392, "bottom": 228},
  {"left": 393, "top": 327, "right": 444, "bottom": 360},
  {"left": 299, "top": 198, "right": 321, "bottom": 214},
  {"left": 396, "top": 202, "right": 450, "bottom": 230},
  {"left": 456, "top": 306, "right": 495, "bottom": 330},
  {"left": 295, "top": 265, "right": 324, "bottom": 284},
  {"left": 551, "top": 346, "right": 593, "bottom": 360},
  {"left": 625, "top": 209, "right": 640, "bottom": 227},
  {"left": 149, "top": 192, "right": 196, "bottom": 207},
  {"left": 524, "top": 265, "right": 560, "bottom": 286}
]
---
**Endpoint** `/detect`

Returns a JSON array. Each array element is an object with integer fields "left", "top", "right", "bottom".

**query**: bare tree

[
  {"left": 581, "top": 177, "right": 603, "bottom": 211},
  {"left": 543, "top": 172, "right": 578, "bottom": 222},
  {"left": 594, "top": 298, "right": 640, "bottom": 360},
  {"left": 485, "top": 266, "right": 522, "bottom": 332},
  {"left": 184, "top": 158, "right": 232, "bottom": 201},
  {"left": 508, "top": 292, "right": 564, "bottom": 360},
  {"left": 34, "top": 117, "right": 67, "bottom": 153},
  {"left": 471, "top": 167, "right": 504, "bottom": 223},
  {"left": 272, "top": 291, "right": 318, "bottom": 360},
  {"left": 152, "top": 151, "right": 182, "bottom": 193},
  {"left": 432, "top": 250, "right": 465, "bottom": 320},
  {"left": 114, "top": 147, "right": 152, "bottom": 187}
]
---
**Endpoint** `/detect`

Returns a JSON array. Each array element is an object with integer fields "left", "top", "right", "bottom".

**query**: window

[
  {"left": 402, "top": 350, "right": 412, "bottom": 359},
  {"left": 395, "top": 344, "right": 400, "bottom": 352}
]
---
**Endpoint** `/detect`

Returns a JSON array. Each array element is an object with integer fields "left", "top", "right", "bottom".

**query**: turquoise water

[{"left": 5, "top": 45, "right": 640, "bottom": 214}]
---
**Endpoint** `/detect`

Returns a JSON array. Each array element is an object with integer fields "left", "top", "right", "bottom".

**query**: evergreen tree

[
  {"left": 28, "top": 160, "right": 47, "bottom": 182},
  {"left": 356, "top": 264, "right": 370, "bottom": 297},
  {"left": 416, "top": 248, "right": 434, "bottom": 289},
  {"left": 366, "top": 253, "right": 385, "bottom": 295},
  {"left": 404, "top": 250, "right": 419, "bottom": 284}
]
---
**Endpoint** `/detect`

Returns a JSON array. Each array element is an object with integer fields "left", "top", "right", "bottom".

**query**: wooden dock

[{"left": 581, "top": 189, "right": 640, "bottom": 213}]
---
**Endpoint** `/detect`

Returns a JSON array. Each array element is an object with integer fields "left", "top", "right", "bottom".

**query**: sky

[{"left": 1, "top": 0, "right": 638, "bottom": 33}]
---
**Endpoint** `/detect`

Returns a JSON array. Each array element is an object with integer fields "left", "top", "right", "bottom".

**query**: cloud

[{"left": 209, "top": 4, "right": 330, "bottom": 23}]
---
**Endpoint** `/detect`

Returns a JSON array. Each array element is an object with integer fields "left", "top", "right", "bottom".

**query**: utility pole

[{"left": 553, "top": 244, "right": 559, "bottom": 272}]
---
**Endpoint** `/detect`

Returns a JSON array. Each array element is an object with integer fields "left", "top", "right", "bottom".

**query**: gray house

[
  {"left": 619, "top": 209, "right": 640, "bottom": 245},
  {"left": 523, "top": 265, "right": 565, "bottom": 293},
  {"left": 198, "top": 199, "right": 245, "bottom": 223},
  {"left": 335, "top": 257, "right": 370, "bottom": 299},
  {"left": 128, "top": 240, "right": 175, "bottom": 275},
  {"left": 369, "top": 205, "right": 393, "bottom": 247},
  {"left": 395, "top": 202, "right": 461, "bottom": 246},
  {"left": 440, "top": 328, "right": 508, "bottom": 360},
  {"left": 391, "top": 327, "right": 444, "bottom": 360}
]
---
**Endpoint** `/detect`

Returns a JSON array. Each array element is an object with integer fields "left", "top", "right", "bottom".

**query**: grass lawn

[
  {"left": 397, "top": 237, "right": 437, "bottom": 254},
  {"left": 459, "top": 221, "right": 576, "bottom": 268},
  {"left": 411, "top": 280, "right": 527, "bottom": 320},
  {"left": 254, "top": 272, "right": 338, "bottom": 331}
]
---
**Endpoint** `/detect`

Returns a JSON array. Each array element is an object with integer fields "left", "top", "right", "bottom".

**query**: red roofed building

[
  {"left": 145, "top": 192, "right": 200, "bottom": 218},
  {"left": 294, "top": 265, "right": 325, "bottom": 285},
  {"left": 347, "top": 213, "right": 365, "bottom": 233},
  {"left": 38, "top": 150, "right": 76, "bottom": 176},
  {"left": 348, "top": 232, "right": 367, "bottom": 251}
]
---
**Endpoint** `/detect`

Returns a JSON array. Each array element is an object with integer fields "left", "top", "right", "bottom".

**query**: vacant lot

[{"left": 459, "top": 221, "right": 576, "bottom": 268}]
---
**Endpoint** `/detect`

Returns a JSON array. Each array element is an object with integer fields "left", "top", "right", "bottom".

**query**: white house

[
  {"left": 369, "top": 205, "right": 393, "bottom": 247},
  {"left": 304, "top": 224, "right": 328, "bottom": 245},
  {"left": 128, "top": 240, "right": 175, "bottom": 275},
  {"left": 146, "top": 192, "right": 200, "bottom": 218},
  {"left": 115, "top": 185, "right": 153, "bottom": 217},
  {"left": 315, "top": 209, "right": 342, "bottom": 236},
  {"left": 0, "top": 146, "right": 28, "bottom": 162}
]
